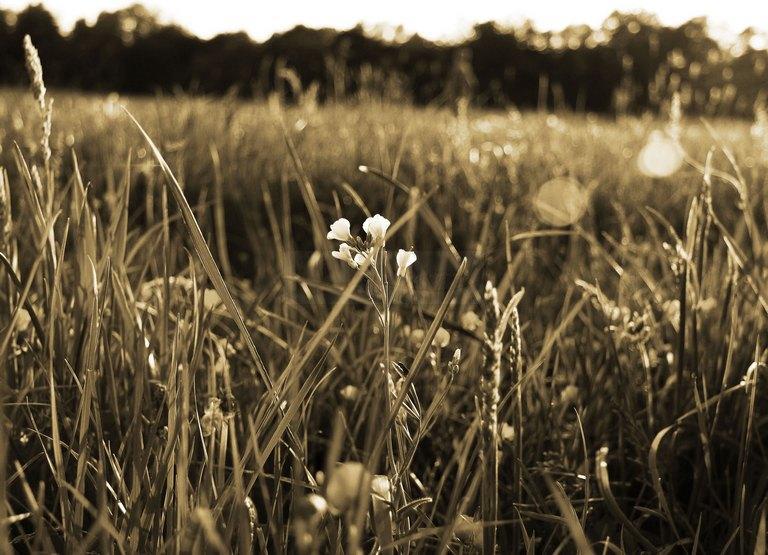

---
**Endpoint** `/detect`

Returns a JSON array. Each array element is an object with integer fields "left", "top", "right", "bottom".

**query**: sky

[{"left": 4, "top": 0, "right": 768, "bottom": 42}]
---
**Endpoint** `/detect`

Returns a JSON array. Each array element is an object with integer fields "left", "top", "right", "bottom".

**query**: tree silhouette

[{"left": 0, "top": 3, "right": 765, "bottom": 116}]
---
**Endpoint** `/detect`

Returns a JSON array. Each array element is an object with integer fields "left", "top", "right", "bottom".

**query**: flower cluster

[
  {"left": 327, "top": 214, "right": 416, "bottom": 277},
  {"left": 577, "top": 281, "right": 651, "bottom": 347},
  {"left": 201, "top": 397, "right": 231, "bottom": 437}
]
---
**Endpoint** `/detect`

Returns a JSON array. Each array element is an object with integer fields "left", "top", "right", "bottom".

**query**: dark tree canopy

[{"left": 1, "top": 3, "right": 766, "bottom": 115}]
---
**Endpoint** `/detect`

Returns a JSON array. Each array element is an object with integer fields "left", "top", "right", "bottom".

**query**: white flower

[
  {"left": 327, "top": 218, "right": 353, "bottom": 242},
  {"left": 460, "top": 310, "right": 482, "bottom": 331},
  {"left": 411, "top": 327, "right": 450, "bottom": 348},
  {"left": 362, "top": 214, "right": 390, "bottom": 244},
  {"left": 203, "top": 289, "right": 222, "bottom": 311},
  {"left": 201, "top": 397, "right": 225, "bottom": 437},
  {"left": 696, "top": 297, "right": 717, "bottom": 313},
  {"left": 433, "top": 327, "right": 450, "bottom": 348},
  {"left": 340, "top": 385, "right": 359, "bottom": 400},
  {"left": 353, "top": 249, "right": 372, "bottom": 268},
  {"left": 396, "top": 249, "right": 417, "bottom": 277},
  {"left": 560, "top": 385, "right": 580, "bottom": 406},
  {"left": 409, "top": 328, "right": 425, "bottom": 345},
  {"left": 15, "top": 308, "right": 31, "bottom": 334},
  {"left": 326, "top": 462, "right": 371, "bottom": 513},
  {"left": 332, "top": 243, "right": 358, "bottom": 268}
]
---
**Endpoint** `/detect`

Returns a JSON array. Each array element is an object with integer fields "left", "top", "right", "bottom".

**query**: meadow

[{"left": 2, "top": 42, "right": 768, "bottom": 553}]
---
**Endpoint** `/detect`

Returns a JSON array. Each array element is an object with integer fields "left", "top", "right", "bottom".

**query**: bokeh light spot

[
  {"left": 533, "top": 177, "right": 588, "bottom": 227},
  {"left": 637, "top": 130, "right": 684, "bottom": 178}
]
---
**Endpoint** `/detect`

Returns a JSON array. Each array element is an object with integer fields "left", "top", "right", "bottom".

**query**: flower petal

[
  {"left": 327, "top": 218, "right": 353, "bottom": 241},
  {"left": 363, "top": 214, "right": 391, "bottom": 243},
  {"left": 396, "top": 249, "right": 417, "bottom": 276}
]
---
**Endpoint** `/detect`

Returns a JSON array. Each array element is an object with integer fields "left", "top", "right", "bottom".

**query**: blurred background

[{"left": 0, "top": 1, "right": 766, "bottom": 116}]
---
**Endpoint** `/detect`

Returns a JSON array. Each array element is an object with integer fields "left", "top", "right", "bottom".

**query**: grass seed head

[
  {"left": 23, "top": 35, "right": 46, "bottom": 113},
  {"left": 23, "top": 35, "right": 52, "bottom": 163}
]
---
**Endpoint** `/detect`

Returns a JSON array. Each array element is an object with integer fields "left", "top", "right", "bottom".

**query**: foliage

[
  {"left": 0, "top": 4, "right": 767, "bottom": 114},
  {"left": 2, "top": 41, "right": 768, "bottom": 552}
]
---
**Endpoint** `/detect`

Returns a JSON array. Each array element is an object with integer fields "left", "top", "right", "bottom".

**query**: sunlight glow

[{"left": 637, "top": 131, "right": 685, "bottom": 178}]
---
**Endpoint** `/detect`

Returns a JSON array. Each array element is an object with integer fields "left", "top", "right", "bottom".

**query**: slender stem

[{"left": 675, "top": 261, "right": 688, "bottom": 415}]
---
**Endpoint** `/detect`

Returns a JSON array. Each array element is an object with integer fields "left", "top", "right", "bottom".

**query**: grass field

[{"left": 2, "top": 45, "right": 768, "bottom": 553}]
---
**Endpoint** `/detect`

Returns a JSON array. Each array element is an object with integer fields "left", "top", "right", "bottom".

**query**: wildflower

[
  {"left": 353, "top": 249, "right": 372, "bottom": 268},
  {"left": 15, "top": 308, "right": 32, "bottom": 335},
  {"left": 327, "top": 218, "right": 353, "bottom": 242},
  {"left": 560, "top": 385, "right": 580, "bottom": 406},
  {"left": 396, "top": 249, "right": 417, "bottom": 277},
  {"left": 294, "top": 493, "right": 328, "bottom": 552},
  {"left": 663, "top": 241, "right": 689, "bottom": 278},
  {"left": 460, "top": 310, "right": 482, "bottom": 331},
  {"left": 696, "top": 297, "right": 717, "bottom": 313},
  {"left": 662, "top": 299, "right": 680, "bottom": 324},
  {"left": 340, "top": 384, "right": 359, "bottom": 401},
  {"left": 622, "top": 310, "right": 651, "bottom": 345},
  {"left": 304, "top": 494, "right": 328, "bottom": 515},
  {"left": 201, "top": 397, "right": 225, "bottom": 437},
  {"left": 203, "top": 289, "right": 222, "bottom": 311},
  {"left": 362, "top": 214, "right": 390, "bottom": 244},
  {"left": 433, "top": 327, "right": 450, "bottom": 348},
  {"left": 409, "top": 328, "right": 425, "bottom": 345},
  {"left": 325, "top": 462, "right": 371, "bottom": 513},
  {"left": 501, "top": 422, "right": 515, "bottom": 441},
  {"left": 331, "top": 243, "right": 358, "bottom": 268}
]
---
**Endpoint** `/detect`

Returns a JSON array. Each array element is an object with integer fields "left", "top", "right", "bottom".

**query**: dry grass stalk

[
  {"left": 480, "top": 280, "right": 502, "bottom": 553},
  {"left": 23, "top": 35, "right": 52, "bottom": 166},
  {"left": 508, "top": 289, "right": 523, "bottom": 550}
]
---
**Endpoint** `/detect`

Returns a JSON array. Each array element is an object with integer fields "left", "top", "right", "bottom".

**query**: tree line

[{"left": 1, "top": 3, "right": 766, "bottom": 115}]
